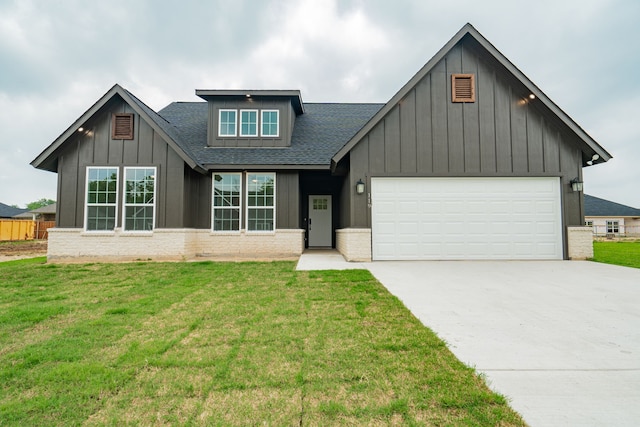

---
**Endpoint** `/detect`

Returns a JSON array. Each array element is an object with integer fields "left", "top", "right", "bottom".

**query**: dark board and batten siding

[
  {"left": 347, "top": 38, "right": 583, "bottom": 228},
  {"left": 56, "top": 99, "right": 188, "bottom": 229},
  {"left": 207, "top": 100, "right": 295, "bottom": 148}
]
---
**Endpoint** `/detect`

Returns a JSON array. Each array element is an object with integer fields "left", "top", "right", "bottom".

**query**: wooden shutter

[
  {"left": 452, "top": 74, "right": 475, "bottom": 102},
  {"left": 112, "top": 113, "right": 134, "bottom": 140}
]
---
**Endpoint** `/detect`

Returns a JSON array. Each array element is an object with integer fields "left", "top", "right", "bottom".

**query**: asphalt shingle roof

[
  {"left": 0, "top": 202, "right": 28, "bottom": 218},
  {"left": 584, "top": 194, "right": 640, "bottom": 217},
  {"left": 157, "top": 102, "right": 383, "bottom": 167}
]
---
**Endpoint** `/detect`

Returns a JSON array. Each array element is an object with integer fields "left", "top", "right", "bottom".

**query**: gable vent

[
  {"left": 452, "top": 74, "right": 475, "bottom": 103},
  {"left": 112, "top": 113, "right": 134, "bottom": 140}
]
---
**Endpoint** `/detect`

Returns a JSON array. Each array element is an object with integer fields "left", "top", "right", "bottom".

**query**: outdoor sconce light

[
  {"left": 570, "top": 178, "right": 583, "bottom": 193},
  {"left": 356, "top": 179, "right": 365, "bottom": 195}
]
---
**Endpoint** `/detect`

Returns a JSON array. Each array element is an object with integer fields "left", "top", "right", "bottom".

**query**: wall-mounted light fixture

[
  {"left": 586, "top": 154, "right": 600, "bottom": 166},
  {"left": 356, "top": 179, "right": 365, "bottom": 195},
  {"left": 570, "top": 178, "right": 583, "bottom": 193}
]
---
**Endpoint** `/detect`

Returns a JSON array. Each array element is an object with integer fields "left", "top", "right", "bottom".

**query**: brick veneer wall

[
  {"left": 47, "top": 228, "right": 304, "bottom": 262},
  {"left": 567, "top": 226, "right": 593, "bottom": 260},
  {"left": 336, "top": 228, "right": 372, "bottom": 262}
]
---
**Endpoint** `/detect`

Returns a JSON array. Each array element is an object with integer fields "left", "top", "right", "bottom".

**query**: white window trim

[
  {"left": 260, "top": 110, "right": 280, "bottom": 138},
  {"left": 218, "top": 109, "right": 237, "bottom": 137},
  {"left": 122, "top": 167, "right": 157, "bottom": 233},
  {"left": 84, "top": 166, "right": 119, "bottom": 232},
  {"left": 211, "top": 172, "right": 242, "bottom": 233},
  {"left": 239, "top": 109, "right": 258, "bottom": 137},
  {"left": 606, "top": 220, "right": 620, "bottom": 234},
  {"left": 246, "top": 172, "right": 276, "bottom": 233}
]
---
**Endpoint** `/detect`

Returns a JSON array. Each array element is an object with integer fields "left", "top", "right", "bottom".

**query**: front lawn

[
  {"left": 592, "top": 240, "right": 640, "bottom": 269},
  {"left": 0, "top": 260, "right": 525, "bottom": 426}
]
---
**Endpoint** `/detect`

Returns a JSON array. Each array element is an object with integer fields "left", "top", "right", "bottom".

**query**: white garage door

[{"left": 371, "top": 177, "right": 562, "bottom": 260}]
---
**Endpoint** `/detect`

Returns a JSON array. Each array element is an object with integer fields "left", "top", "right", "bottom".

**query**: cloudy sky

[{"left": 1, "top": 0, "right": 638, "bottom": 208}]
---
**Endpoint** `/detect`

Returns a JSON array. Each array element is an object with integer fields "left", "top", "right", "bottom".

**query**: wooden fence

[{"left": 0, "top": 220, "right": 56, "bottom": 241}]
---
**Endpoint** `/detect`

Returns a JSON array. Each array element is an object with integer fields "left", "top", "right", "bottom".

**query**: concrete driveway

[{"left": 364, "top": 260, "right": 640, "bottom": 426}]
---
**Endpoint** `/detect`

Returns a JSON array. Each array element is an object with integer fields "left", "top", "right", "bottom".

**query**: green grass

[
  {"left": 0, "top": 261, "right": 525, "bottom": 426},
  {"left": 592, "top": 240, "right": 640, "bottom": 269}
]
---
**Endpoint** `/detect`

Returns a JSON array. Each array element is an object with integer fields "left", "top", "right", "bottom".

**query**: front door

[{"left": 308, "top": 195, "right": 332, "bottom": 247}]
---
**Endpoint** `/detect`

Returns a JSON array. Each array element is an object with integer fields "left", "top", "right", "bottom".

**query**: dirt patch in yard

[{"left": 0, "top": 240, "right": 47, "bottom": 261}]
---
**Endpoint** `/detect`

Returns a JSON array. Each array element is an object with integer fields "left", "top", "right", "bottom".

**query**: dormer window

[
  {"left": 219, "top": 110, "right": 237, "bottom": 137},
  {"left": 240, "top": 110, "right": 258, "bottom": 137},
  {"left": 261, "top": 110, "right": 279, "bottom": 137}
]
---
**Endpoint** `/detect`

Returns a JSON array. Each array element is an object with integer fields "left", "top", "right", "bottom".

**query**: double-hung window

[
  {"left": 247, "top": 173, "right": 275, "bottom": 231},
  {"left": 261, "top": 110, "right": 279, "bottom": 137},
  {"left": 218, "top": 109, "right": 237, "bottom": 137},
  {"left": 607, "top": 220, "right": 619, "bottom": 234},
  {"left": 85, "top": 167, "right": 119, "bottom": 231},
  {"left": 240, "top": 110, "right": 258, "bottom": 137},
  {"left": 123, "top": 167, "right": 156, "bottom": 231},
  {"left": 212, "top": 173, "right": 242, "bottom": 231}
]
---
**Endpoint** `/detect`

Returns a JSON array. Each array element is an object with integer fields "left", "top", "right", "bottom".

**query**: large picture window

[
  {"left": 247, "top": 173, "right": 275, "bottom": 231},
  {"left": 261, "top": 110, "right": 279, "bottom": 137},
  {"left": 124, "top": 167, "right": 156, "bottom": 231},
  {"left": 218, "top": 109, "right": 237, "bottom": 137},
  {"left": 212, "top": 173, "right": 242, "bottom": 231},
  {"left": 85, "top": 167, "right": 119, "bottom": 231}
]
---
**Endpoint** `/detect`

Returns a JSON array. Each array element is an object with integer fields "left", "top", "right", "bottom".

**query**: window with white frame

[
  {"left": 240, "top": 110, "right": 258, "bottom": 137},
  {"left": 247, "top": 173, "right": 275, "bottom": 231},
  {"left": 607, "top": 220, "right": 619, "bottom": 233},
  {"left": 585, "top": 220, "right": 593, "bottom": 226},
  {"left": 85, "top": 167, "right": 119, "bottom": 231},
  {"left": 212, "top": 173, "right": 242, "bottom": 231},
  {"left": 123, "top": 167, "right": 156, "bottom": 231},
  {"left": 261, "top": 110, "right": 279, "bottom": 137},
  {"left": 218, "top": 109, "right": 237, "bottom": 137}
]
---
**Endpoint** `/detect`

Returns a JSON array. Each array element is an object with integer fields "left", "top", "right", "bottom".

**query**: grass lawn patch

[
  {"left": 0, "top": 261, "right": 526, "bottom": 426},
  {"left": 592, "top": 240, "right": 640, "bottom": 269}
]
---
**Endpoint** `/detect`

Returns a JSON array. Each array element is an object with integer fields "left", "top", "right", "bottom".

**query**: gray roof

[
  {"left": 0, "top": 202, "right": 28, "bottom": 218},
  {"left": 14, "top": 203, "right": 57, "bottom": 218},
  {"left": 584, "top": 195, "right": 640, "bottom": 217},
  {"left": 158, "top": 102, "right": 383, "bottom": 168}
]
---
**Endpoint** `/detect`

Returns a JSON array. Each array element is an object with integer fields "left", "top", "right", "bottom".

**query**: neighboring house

[
  {"left": 31, "top": 24, "right": 611, "bottom": 262},
  {"left": 13, "top": 203, "right": 57, "bottom": 221},
  {"left": 0, "top": 202, "right": 27, "bottom": 218},
  {"left": 584, "top": 195, "right": 640, "bottom": 237}
]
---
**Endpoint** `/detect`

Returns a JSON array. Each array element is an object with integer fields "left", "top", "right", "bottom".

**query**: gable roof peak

[
  {"left": 332, "top": 23, "right": 612, "bottom": 168},
  {"left": 31, "top": 83, "right": 205, "bottom": 173}
]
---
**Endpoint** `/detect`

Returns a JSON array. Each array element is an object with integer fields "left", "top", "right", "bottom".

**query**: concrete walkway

[{"left": 296, "top": 252, "right": 640, "bottom": 426}]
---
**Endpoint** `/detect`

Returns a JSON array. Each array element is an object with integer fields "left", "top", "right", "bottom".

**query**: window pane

[
  {"left": 240, "top": 110, "right": 257, "bottom": 136},
  {"left": 261, "top": 110, "right": 279, "bottom": 136},
  {"left": 212, "top": 173, "right": 241, "bottom": 231},
  {"left": 247, "top": 173, "right": 275, "bottom": 231},
  {"left": 219, "top": 110, "right": 237, "bottom": 136},
  {"left": 86, "top": 206, "right": 116, "bottom": 231},
  {"left": 124, "top": 167, "right": 155, "bottom": 232},
  {"left": 86, "top": 167, "right": 118, "bottom": 231}
]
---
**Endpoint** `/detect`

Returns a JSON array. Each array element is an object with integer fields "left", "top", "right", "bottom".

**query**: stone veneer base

[
  {"left": 336, "top": 228, "right": 372, "bottom": 262},
  {"left": 567, "top": 226, "right": 594, "bottom": 260},
  {"left": 47, "top": 228, "right": 305, "bottom": 263}
]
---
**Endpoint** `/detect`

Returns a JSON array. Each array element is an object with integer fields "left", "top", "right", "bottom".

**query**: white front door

[{"left": 308, "top": 195, "right": 332, "bottom": 247}]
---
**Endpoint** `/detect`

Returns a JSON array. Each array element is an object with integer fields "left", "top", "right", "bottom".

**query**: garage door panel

[{"left": 372, "top": 177, "right": 562, "bottom": 260}]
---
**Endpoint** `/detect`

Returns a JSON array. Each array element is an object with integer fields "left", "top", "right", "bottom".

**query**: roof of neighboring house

[
  {"left": 0, "top": 202, "right": 28, "bottom": 218},
  {"left": 13, "top": 203, "right": 57, "bottom": 218},
  {"left": 584, "top": 195, "right": 640, "bottom": 217},
  {"left": 158, "top": 102, "right": 384, "bottom": 168}
]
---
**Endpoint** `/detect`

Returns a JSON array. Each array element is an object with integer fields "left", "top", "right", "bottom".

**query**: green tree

[{"left": 26, "top": 198, "right": 55, "bottom": 210}]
